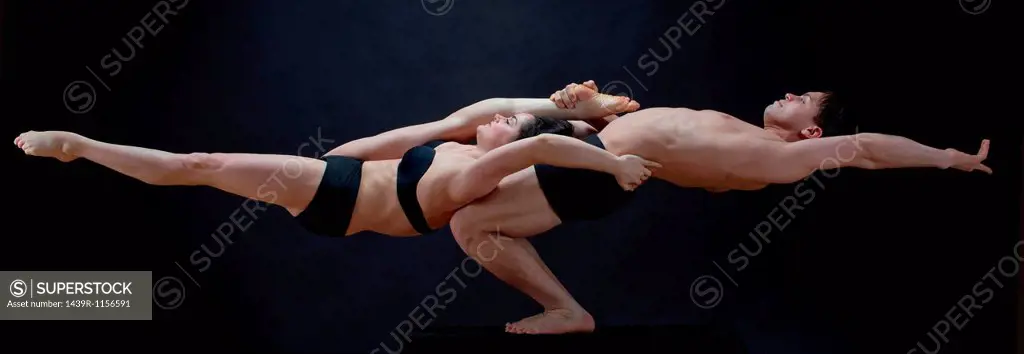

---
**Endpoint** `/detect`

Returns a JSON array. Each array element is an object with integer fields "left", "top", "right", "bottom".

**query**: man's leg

[
  {"left": 503, "top": 238, "right": 593, "bottom": 334},
  {"left": 15, "top": 131, "right": 324, "bottom": 214},
  {"left": 451, "top": 189, "right": 594, "bottom": 334}
]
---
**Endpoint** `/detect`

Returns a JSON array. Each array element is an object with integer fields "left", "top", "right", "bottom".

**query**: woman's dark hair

[{"left": 516, "top": 116, "right": 575, "bottom": 140}]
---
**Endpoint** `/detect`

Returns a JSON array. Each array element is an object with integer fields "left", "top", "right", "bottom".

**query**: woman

[{"left": 14, "top": 90, "right": 658, "bottom": 237}]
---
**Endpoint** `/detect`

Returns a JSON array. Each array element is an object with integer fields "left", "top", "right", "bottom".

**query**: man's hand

[
  {"left": 549, "top": 80, "right": 640, "bottom": 118},
  {"left": 613, "top": 155, "right": 662, "bottom": 191},
  {"left": 946, "top": 139, "right": 993, "bottom": 174}
]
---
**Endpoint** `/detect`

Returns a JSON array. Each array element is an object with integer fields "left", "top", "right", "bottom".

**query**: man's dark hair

[
  {"left": 814, "top": 91, "right": 849, "bottom": 136},
  {"left": 516, "top": 116, "right": 574, "bottom": 140}
]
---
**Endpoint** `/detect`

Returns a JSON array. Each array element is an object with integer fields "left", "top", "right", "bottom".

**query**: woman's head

[{"left": 475, "top": 113, "right": 574, "bottom": 150}]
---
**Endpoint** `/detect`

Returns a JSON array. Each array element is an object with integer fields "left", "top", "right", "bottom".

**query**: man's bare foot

[
  {"left": 504, "top": 308, "right": 595, "bottom": 335},
  {"left": 14, "top": 131, "right": 81, "bottom": 162},
  {"left": 550, "top": 80, "right": 641, "bottom": 116}
]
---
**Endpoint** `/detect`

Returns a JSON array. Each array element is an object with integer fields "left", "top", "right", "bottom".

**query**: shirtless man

[{"left": 450, "top": 80, "right": 993, "bottom": 334}]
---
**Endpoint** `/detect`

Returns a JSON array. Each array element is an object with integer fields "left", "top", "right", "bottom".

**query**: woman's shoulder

[
  {"left": 434, "top": 141, "right": 472, "bottom": 153},
  {"left": 434, "top": 143, "right": 485, "bottom": 166}
]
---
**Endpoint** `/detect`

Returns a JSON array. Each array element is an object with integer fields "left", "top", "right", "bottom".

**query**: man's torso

[
  {"left": 598, "top": 107, "right": 781, "bottom": 191},
  {"left": 451, "top": 107, "right": 785, "bottom": 236}
]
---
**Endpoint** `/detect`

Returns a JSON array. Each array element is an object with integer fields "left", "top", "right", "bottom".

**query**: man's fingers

[
  {"left": 583, "top": 80, "right": 598, "bottom": 91},
  {"left": 563, "top": 84, "right": 576, "bottom": 108},
  {"left": 566, "top": 83, "right": 578, "bottom": 103},
  {"left": 978, "top": 139, "right": 989, "bottom": 158},
  {"left": 550, "top": 92, "right": 566, "bottom": 108},
  {"left": 559, "top": 89, "right": 574, "bottom": 109},
  {"left": 977, "top": 163, "right": 993, "bottom": 174}
]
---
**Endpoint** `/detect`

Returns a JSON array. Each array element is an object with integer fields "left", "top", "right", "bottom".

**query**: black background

[{"left": 1, "top": 0, "right": 1019, "bottom": 353}]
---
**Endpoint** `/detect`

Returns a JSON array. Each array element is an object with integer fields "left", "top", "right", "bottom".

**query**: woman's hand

[{"left": 613, "top": 154, "right": 662, "bottom": 191}]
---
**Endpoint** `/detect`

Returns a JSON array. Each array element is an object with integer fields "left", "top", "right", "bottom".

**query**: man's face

[
  {"left": 763, "top": 91, "right": 826, "bottom": 138},
  {"left": 476, "top": 113, "right": 534, "bottom": 150}
]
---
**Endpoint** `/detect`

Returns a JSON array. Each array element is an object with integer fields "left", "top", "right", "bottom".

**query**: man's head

[
  {"left": 475, "top": 113, "right": 574, "bottom": 151},
  {"left": 763, "top": 91, "right": 843, "bottom": 141}
]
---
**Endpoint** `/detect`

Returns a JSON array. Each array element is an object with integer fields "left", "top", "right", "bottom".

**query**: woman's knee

[
  {"left": 182, "top": 152, "right": 226, "bottom": 169},
  {"left": 154, "top": 152, "right": 223, "bottom": 185}
]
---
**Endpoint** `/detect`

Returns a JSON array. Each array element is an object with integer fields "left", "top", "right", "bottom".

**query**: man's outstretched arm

[{"left": 742, "top": 133, "right": 992, "bottom": 184}]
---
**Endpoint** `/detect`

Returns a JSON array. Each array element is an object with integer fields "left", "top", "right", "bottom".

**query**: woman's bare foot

[
  {"left": 14, "top": 131, "right": 82, "bottom": 162},
  {"left": 505, "top": 308, "right": 595, "bottom": 335},
  {"left": 550, "top": 80, "right": 641, "bottom": 116}
]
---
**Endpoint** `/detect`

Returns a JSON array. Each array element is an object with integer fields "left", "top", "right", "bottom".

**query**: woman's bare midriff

[
  {"left": 346, "top": 151, "right": 477, "bottom": 236},
  {"left": 348, "top": 159, "right": 413, "bottom": 236}
]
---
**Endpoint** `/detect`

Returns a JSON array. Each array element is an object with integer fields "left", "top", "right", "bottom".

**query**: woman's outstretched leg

[{"left": 15, "top": 131, "right": 325, "bottom": 215}]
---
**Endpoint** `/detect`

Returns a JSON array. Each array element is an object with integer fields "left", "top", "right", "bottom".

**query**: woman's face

[{"left": 476, "top": 113, "right": 533, "bottom": 150}]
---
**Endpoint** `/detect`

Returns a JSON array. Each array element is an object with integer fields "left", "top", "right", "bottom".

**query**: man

[{"left": 449, "top": 80, "right": 992, "bottom": 334}]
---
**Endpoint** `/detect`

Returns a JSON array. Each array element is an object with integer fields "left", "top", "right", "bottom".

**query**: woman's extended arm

[
  {"left": 448, "top": 133, "right": 661, "bottom": 204},
  {"left": 323, "top": 97, "right": 614, "bottom": 161}
]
